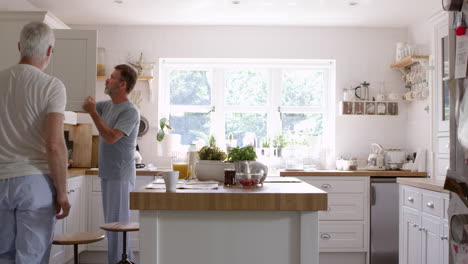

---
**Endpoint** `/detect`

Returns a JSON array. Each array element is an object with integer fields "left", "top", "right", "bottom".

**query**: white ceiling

[{"left": 2, "top": 0, "right": 441, "bottom": 27}]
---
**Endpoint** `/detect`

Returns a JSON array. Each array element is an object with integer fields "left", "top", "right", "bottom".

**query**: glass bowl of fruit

[{"left": 235, "top": 173, "right": 263, "bottom": 188}]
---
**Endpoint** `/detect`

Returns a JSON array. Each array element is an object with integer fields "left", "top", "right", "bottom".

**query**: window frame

[{"left": 158, "top": 58, "right": 335, "bottom": 150}]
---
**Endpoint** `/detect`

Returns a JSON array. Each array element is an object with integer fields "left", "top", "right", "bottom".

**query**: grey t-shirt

[{"left": 96, "top": 100, "right": 140, "bottom": 181}]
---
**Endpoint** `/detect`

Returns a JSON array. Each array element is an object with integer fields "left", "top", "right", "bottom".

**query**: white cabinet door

[
  {"left": 401, "top": 207, "right": 422, "bottom": 264},
  {"left": 442, "top": 221, "right": 449, "bottom": 264},
  {"left": 46, "top": 29, "right": 97, "bottom": 111},
  {"left": 421, "top": 214, "right": 442, "bottom": 264},
  {"left": 64, "top": 177, "right": 86, "bottom": 260},
  {"left": 88, "top": 191, "right": 107, "bottom": 251},
  {"left": 49, "top": 218, "right": 65, "bottom": 264}
]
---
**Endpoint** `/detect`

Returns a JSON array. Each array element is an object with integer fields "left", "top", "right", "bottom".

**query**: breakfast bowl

[{"left": 235, "top": 173, "right": 263, "bottom": 188}]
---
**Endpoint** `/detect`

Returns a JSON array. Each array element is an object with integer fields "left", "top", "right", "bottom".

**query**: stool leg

[
  {"left": 118, "top": 231, "right": 129, "bottom": 264},
  {"left": 74, "top": 244, "right": 78, "bottom": 264}
]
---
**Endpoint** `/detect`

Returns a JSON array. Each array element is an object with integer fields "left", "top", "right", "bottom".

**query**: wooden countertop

[
  {"left": 68, "top": 168, "right": 89, "bottom": 178},
  {"left": 130, "top": 181, "right": 328, "bottom": 211},
  {"left": 280, "top": 170, "right": 427, "bottom": 177},
  {"left": 84, "top": 169, "right": 166, "bottom": 176},
  {"left": 397, "top": 177, "right": 449, "bottom": 193},
  {"left": 66, "top": 168, "right": 166, "bottom": 178}
]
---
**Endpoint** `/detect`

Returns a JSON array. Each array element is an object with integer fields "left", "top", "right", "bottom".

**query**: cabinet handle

[
  {"left": 413, "top": 223, "right": 419, "bottom": 228},
  {"left": 407, "top": 196, "right": 414, "bottom": 202},
  {"left": 441, "top": 236, "right": 448, "bottom": 240},
  {"left": 418, "top": 227, "right": 426, "bottom": 232},
  {"left": 327, "top": 207, "right": 332, "bottom": 211},
  {"left": 426, "top": 202, "right": 434, "bottom": 208},
  {"left": 321, "top": 184, "right": 331, "bottom": 189},
  {"left": 320, "top": 234, "right": 331, "bottom": 240}
]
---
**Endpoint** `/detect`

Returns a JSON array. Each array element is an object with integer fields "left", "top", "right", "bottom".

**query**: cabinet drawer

[
  {"left": 422, "top": 193, "right": 443, "bottom": 217},
  {"left": 403, "top": 187, "right": 421, "bottom": 210},
  {"left": 319, "top": 194, "right": 364, "bottom": 220},
  {"left": 319, "top": 222, "right": 365, "bottom": 249},
  {"left": 438, "top": 137, "right": 450, "bottom": 154},
  {"left": 303, "top": 179, "right": 365, "bottom": 193}
]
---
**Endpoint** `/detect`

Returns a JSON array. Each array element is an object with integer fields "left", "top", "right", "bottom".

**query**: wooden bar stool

[
  {"left": 100, "top": 222, "right": 139, "bottom": 264},
  {"left": 53, "top": 232, "right": 105, "bottom": 264}
]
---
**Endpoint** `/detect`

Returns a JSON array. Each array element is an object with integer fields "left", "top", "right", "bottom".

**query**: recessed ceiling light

[
  {"left": 232, "top": 0, "right": 240, "bottom": 4},
  {"left": 344, "top": 0, "right": 359, "bottom": 6},
  {"left": 114, "top": 0, "right": 123, "bottom": 4}
]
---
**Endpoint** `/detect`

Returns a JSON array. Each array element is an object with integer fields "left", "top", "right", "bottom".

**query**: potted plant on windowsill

[
  {"left": 272, "top": 134, "right": 288, "bottom": 158},
  {"left": 260, "top": 137, "right": 271, "bottom": 156},
  {"left": 195, "top": 138, "right": 233, "bottom": 182},
  {"left": 156, "top": 117, "right": 181, "bottom": 157}
]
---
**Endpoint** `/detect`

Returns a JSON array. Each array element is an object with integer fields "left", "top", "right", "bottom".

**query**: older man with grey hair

[{"left": 0, "top": 21, "right": 71, "bottom": 264}]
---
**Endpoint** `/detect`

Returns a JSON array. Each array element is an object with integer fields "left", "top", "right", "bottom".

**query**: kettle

[
  {"left": 354, "top": 81, "right": 370, "bottom": 101},
  {"left": 367, "top": 143, "right": 385, "bottom": 170}
]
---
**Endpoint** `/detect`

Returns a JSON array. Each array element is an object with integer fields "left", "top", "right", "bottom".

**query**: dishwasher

[{"left": 370, "top": 177, "right": 399, "bottom": 264}]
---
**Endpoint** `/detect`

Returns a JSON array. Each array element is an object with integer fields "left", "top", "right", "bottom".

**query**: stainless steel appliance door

[{"left": 370, "top": 178, "right": 399, "bottom": 264}]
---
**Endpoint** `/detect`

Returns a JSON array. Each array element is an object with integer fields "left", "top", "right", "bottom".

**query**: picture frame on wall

[{"left": 354, "top": 102, "right": 364, "bottom": 115}]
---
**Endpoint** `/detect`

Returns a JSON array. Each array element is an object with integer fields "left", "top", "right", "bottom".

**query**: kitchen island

[{"left": 130, "top": 181, "right": 327, "bottom": 264}]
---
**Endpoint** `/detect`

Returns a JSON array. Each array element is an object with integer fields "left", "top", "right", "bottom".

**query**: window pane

[
  {"left": 225, "top": 70, "right": 268, "bottom": 106},
  {"left": 281, "top": 113, "right": 323, "bottom": 145},
  {"left": 170, "top": 113, "right": 211, "bottom": 145},
  {"left": 170, "top": 70, "right": 211, "bottom": 105},
  {"left": 281, "top": 70, "right": 324, "bottom": 107},
  {"left": 225, "top": 113, "right": 267, "bottom": 147}
]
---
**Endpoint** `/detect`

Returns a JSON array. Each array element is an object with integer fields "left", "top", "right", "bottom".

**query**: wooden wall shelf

[{"left": 390, "top": 56, "right": 429, "bottom": 69}]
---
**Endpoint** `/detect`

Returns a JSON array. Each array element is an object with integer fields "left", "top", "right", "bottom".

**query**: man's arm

[
  {"left": 44, "top": 113, "right": 71, "bottom": 219},
  {"left": 82, "top": 96, "right": 124, "bottom": 144}
]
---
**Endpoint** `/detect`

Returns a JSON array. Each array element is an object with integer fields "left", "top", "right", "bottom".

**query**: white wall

[
  {"left": 74, "top": 25, "right": 409, "bottom": 167},
  {"left": 406, "top": 19, "right": 432, "bottom": 153}
]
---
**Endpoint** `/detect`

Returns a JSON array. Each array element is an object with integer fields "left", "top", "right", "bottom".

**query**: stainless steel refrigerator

[{"left": 442, "top": 6, "right": 468, "bottom": 264}]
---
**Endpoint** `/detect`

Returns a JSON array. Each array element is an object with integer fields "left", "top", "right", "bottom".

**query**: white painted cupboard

[
  {"left": 399, "top": 184, "right": 449, "bottom": 264},
  {"left": 50, "top": 176, "right": 88, "bottom": 264},
  {"left": 0, "top": 11, "right": 97, "bottom": 112},
  {"left": 296, "top": 176, "right": 370, "bottom": 264}
]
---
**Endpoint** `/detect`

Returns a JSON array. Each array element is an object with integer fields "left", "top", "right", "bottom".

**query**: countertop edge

[
  {"left": 280, "top": 170, "right": 428, "bottom": 177},
  {"left": 397, "top": 177, "right": 449, "bottom": 193}
]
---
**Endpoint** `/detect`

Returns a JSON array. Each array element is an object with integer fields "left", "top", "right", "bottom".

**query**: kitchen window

[{"left": 159, "top": 59, "right": 335, "bottom": 153}]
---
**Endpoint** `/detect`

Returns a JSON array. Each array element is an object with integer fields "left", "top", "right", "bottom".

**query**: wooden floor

[{"left": 69, "top": 251, "right": 139, "bottom": 264}]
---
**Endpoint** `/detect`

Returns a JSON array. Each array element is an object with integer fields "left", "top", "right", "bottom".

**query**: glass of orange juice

[{"left": 172, "top": 163, "right": 189, "bottom": 179}]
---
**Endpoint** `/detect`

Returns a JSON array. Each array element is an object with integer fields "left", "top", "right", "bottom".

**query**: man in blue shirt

[{"left": 83, "top": 64, "right": 140, "bottom": 264}]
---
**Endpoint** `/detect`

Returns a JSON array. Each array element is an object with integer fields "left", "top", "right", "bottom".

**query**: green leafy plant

[
  {"left": 198, "top": 146, "right": 227, "bottom": 161},
  {"left": 260, "top": 137, "right": 271, "bottom": 148},
  {"left": 156, "top": 118, "right": 173, "bottom": 142},
  {"left": 227, "top": 146, "right": 257, "bottom": 162},
  {"left": 209, "top": 135, "right": 216, "bottom": 147},
  {"left": 272, "top": 134, "right": 288, "bottom": 148}
]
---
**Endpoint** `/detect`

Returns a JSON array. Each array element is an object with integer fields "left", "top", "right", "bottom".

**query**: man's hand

[
  {"left": 82, "top": 96, "right": 97, "bottom": 114},
  {"left": 55, "top": 192, "right": 71, "bottom": 219}
]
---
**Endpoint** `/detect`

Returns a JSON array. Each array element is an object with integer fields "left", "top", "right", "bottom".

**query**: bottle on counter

[{"left": 187, "top": 144, "right": 198, "bottom": 180}]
